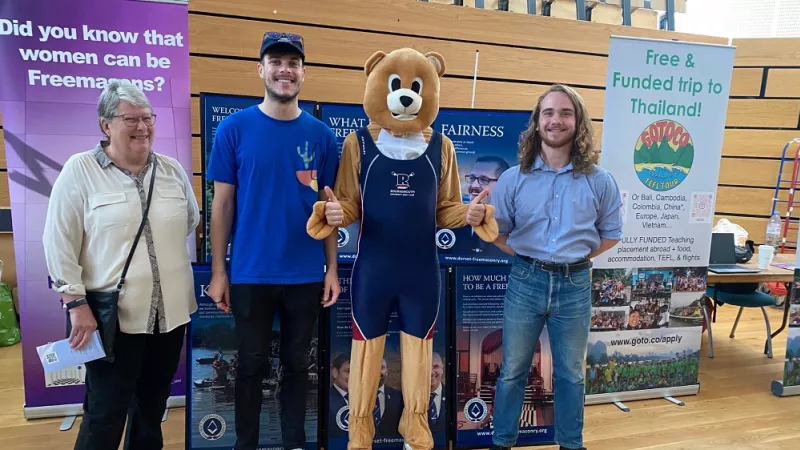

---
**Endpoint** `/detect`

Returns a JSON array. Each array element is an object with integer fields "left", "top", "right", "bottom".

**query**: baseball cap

[{"left": 259, "top": 32, "right": 305, "bottom": 61}]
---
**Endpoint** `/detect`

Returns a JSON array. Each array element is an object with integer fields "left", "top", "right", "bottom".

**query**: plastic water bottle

[{"left": 766, "top": 212, "right": 782, "bottom": 248}]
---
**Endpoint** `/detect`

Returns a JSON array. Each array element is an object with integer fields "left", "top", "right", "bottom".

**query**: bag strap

[{"left": 117, "top": 157, "right": 157, "bottom": 290}]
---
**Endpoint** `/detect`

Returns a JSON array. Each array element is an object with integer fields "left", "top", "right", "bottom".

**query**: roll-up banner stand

[
  {"left": 325, "top": 266, "right": 450, "bottom": 450},
  {"left": 589, "top": 36, "right": 734, "bottom": 408},
  {"left": 452, "top": 265, "right": 555, "bottom": 448},
  {"left": 772, "top": 252, "right": 800, "bottom": 397},
  {"left": 0, "top": 0, "right": 193, "bottom": 421},
  {"left": 185, "top": 264, "right": 323, "bottom": 449}
]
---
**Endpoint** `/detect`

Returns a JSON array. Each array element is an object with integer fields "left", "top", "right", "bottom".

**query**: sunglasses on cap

[{"left": 263, "top": 32, "right": 303, "bottom": 47}]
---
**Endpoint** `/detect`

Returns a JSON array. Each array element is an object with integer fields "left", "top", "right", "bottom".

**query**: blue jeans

[{"left": 492, "top": 255, "right": 592, "bottom": 449}]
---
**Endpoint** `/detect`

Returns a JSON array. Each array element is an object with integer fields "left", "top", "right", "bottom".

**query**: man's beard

[
  {"left": 539, "top": 128, "right": 575, "bottom": 149},
  {"left": 266, "top": 80, "right": 300, "bottom": 103}
]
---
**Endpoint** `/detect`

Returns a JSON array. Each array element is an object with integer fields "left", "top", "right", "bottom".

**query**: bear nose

[{"left": 399, "top": 95, "right": 413, "bottom": 107}]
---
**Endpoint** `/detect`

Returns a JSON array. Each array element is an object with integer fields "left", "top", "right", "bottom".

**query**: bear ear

[
  {"left": 425, "top": 52, "right": 446, "bottom": 77},
  {"left": 364, "top": 51, "right": 387, "bottom": 77}
]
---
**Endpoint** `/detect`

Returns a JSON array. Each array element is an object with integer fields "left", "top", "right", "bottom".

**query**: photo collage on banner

[
  {"left": 186, "top": 266, "right": 321, "bottom": 449},
  {"left": 781, "top": 265, "right": 800, "bottom": 388},
  {"left": 200, "top": 93, "right": 315, "bottom": 263},
  {"left": 432, "top": 109, "right": 530, "bottom": 265},
  {"left": 453, "top": 265, "right": 554, "bottom": 447},
  {"left": 0, "top": 0, "right": 192, "bottom": 417},
  {"left": 590, "top": 36, "right": 734, "bottom": 400},
  {"left": 326, "top": 267, "right": 449, "bottom": 450}
]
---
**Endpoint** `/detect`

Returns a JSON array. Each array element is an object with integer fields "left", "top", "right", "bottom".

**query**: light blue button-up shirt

[{"left": 491, "top": 156, "right": 623, "bottom": 264}]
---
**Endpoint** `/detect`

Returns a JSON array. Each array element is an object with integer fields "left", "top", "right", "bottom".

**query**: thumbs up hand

[
  {"left": 466, "top": 189, "right": 489, "bottom": 226},
  {"left": 324, "top": 186, "right": 343, "bottom": 226}
]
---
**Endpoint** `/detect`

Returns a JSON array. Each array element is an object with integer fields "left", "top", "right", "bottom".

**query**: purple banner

[{"left": 0, "top": 0, "right": 192, "bottom": 414}]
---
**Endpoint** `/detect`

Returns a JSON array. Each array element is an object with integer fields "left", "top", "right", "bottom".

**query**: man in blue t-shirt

[{"left": 205, "top": 31, "right": 340, "bottom": 450}]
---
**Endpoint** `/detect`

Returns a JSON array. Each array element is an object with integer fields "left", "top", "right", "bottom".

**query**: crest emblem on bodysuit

[{"left": 392, "top": 171, "right": 414, "bottom": 190}]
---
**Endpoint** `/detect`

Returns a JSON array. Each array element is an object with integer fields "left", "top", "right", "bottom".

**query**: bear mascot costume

[{"left": 307, "top": 48, "right": 498, "bottom": 450}]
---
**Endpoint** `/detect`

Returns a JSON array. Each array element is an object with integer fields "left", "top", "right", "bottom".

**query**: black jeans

[
  {"left": 73, "top": 321, "right": 186, "bottom": 450},
  {"left": 230, "top": 282, "right": 322, "bottom": 450}
]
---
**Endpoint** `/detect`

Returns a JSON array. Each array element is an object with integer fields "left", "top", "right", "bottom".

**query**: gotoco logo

[{"left": 633, "top": 119, "right": 694, "bottom": 192}]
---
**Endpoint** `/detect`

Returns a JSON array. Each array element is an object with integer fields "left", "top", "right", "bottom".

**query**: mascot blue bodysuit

[{"left": 307, "top": 48, "right": 498, "bottom": 450}]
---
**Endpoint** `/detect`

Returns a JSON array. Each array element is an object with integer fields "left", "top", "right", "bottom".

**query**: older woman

[{"left": 42, "top": 79, "right": 199, "bottom": 450}]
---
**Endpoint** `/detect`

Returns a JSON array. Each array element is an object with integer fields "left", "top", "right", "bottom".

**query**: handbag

[
  {"left": 735, "top": 239, "right": 755, "bottom": 263},
  {"left": 66, "top": 160, "right": 156, "bottom": 363}
]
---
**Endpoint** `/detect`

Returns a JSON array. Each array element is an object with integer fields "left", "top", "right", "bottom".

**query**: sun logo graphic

[{"left": 633, "top": 119, "right": 694, "bottom": 192}]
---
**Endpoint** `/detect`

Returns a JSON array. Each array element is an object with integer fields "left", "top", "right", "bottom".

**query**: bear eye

[
  {"left": 411, "top": 77, "right": 423, "bottom": 94},
  {"left": 388, "top": 74, "right": 401, "bottom": 92}
]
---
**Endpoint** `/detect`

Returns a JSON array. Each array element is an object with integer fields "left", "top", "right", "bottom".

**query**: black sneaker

[{"left": 560, "top": 447, "right": 587, "bottom": 450}]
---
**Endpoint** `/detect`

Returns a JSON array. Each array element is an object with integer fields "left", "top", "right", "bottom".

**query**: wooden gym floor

[{"left": 1, "top": 303, "right": 799, "bottom": 449}]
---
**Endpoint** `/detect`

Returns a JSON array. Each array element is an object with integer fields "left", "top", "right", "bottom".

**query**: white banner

[
  {"left": 594, "top": 36, "right": 735, "bottom": 270},
  {"left": 585, "top": 36, "right": 734, "bottom": 404}
]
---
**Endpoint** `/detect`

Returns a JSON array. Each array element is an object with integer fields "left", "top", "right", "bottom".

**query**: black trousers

[
  {"left": 230, "top": 282, "right": 322, "bottom": 450},
  {"left": 73, "top": 321, "right": 186, "bottom": 450}
]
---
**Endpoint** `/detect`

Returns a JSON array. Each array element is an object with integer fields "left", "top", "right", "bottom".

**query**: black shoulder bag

[{"left": 66, "top": 160, "right": 156, "bottom": 363}]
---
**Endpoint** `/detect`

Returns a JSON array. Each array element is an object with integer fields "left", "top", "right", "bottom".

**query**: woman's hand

[{"left": 68, "top": 304, "right": 98, "bottom": 350}]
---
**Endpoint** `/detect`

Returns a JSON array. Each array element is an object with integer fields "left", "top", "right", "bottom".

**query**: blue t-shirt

[{"left": 206, "top": 105, "right": 339, "bottom": 284}]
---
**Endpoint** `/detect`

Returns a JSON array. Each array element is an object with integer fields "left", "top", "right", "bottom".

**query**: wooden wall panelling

[
  {"left": 718, "top": 158, "right": 794, "bottom": 189},
  {"left": 722, "top": 130, "right": 800, "bottom": 158},
  {"left": 188, "top": 0, "right": 726, "bottom": 55},
  {"left": 725, "top": 99, "right": 800, "bottom": 128},
  {"left": 192, "top": 97, "right": 200, "bottom": 135},
  {"left": 730, "top": 68, "right": 763, "bottom": 97},
  {"left": 732, "top": 38, "right": 800, "bottom": 67},
  {"left": 190, "top": 57, "right": 610, "bottom": 117},
  {"left": 0, "top": 173, "right": 8, "bottom": 208},
  {"left": 765, "top": 69, "right": 800, "bottom": 98},
  {"left": 188, "top": 14, "right": 610, "bottom": 88},
  {"left": 191, "top": 56, "right": 799, "bottom": 128},
  {"left": 193, "top": 175, "right": 203, "bottom": 209},
  {"left": 715, "top": 186, "right": 800, "bottom": 218},
  {"left": 192, "top": 137, "right": 202, "bottom": 174},
  {"left": 0, "top": 234, "right": 16, "bottom": 285}
]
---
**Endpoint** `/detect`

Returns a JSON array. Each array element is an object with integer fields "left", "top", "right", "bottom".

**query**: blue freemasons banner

[
  {"left": 453, "top": 265, "right": 555, "bottom": 447},
  {"left": 185, "top": 265, "right": 321, "bottom": 449},
  {"left": 326, "top": 266, "right": 449, "bottom": 450},
  {"left": 317, "top": 103, "right": 368, "bottom": 262},
  {"left": 431, "top": 109, "right": 530, "bottom": 265}
]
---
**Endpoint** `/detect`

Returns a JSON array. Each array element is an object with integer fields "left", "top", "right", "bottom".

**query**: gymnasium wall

[
  {"left": 0, "top": 0, "right": 798, "bottom": 292},
  {"left": 716, "top": 37, "right": 800, "bottom": 248}
]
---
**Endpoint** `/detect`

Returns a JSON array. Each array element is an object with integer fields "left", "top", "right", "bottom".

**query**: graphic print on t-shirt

[{"left": 296, "top": 141, "right": 320, "bottom": 192}]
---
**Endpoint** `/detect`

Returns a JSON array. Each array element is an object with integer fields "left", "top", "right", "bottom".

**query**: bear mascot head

[
  {"left": 362, "top": 48, "right": 446, "bottom": 136},
  {"left": 306, "top": 47, "right": 498, "bottom": 245}
]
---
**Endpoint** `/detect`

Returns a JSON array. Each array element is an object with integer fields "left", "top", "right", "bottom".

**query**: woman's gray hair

[{"left": 97, "top": 79, "right": 152, "bottom": 141}]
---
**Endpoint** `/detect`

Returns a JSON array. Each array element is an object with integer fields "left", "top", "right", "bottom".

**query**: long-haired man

[{"left": 489, "top": 84, "right": 623, "bottom": 450}]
